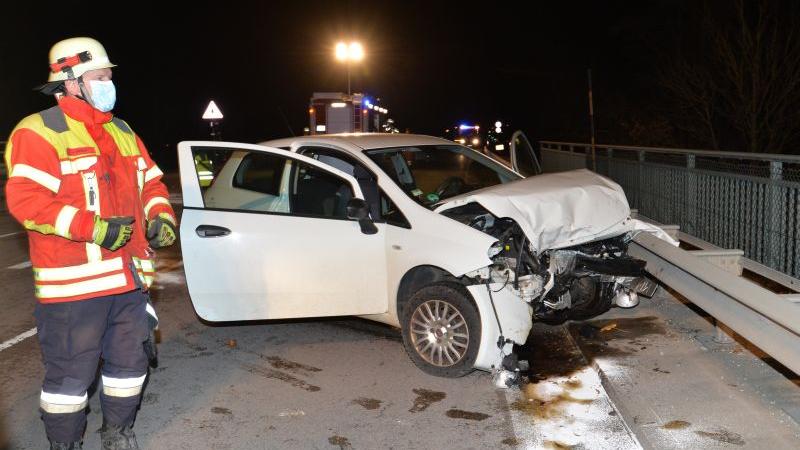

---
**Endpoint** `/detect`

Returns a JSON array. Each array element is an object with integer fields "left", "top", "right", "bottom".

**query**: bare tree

[
  {"left": 662, "top": 0, "right": 800, "bottom": 153},
  {"left": 660, "top": 58, "right": 720, "bottom": 149}
]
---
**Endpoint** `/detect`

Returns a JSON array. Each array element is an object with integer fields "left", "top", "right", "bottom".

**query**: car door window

[
  {"left": 288, "top": 162, "right": 353, "bottom": 218},
  {"left": 510, "top": 130, "right": 542, "bottom": 177},
  {"left": 192, "top": 146, "right": 353, "bottom": 219},
  {"left": 298, "top": 146, "right": 382, "bottom": 220},
  {"left": 380, "top": 189, "right": 411, "bottom": 228},
  {"left": 233, "top": 153, "right": 284, "bottom": 196}
]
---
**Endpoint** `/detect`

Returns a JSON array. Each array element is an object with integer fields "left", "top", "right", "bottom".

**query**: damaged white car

[{"left": 176, "top": 134, "right": 675, "bottom": 383}]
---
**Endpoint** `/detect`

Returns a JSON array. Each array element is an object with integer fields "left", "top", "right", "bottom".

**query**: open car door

[
  {"left": 177, "top": 141, "right": 388, "bottom": 321},
  {"left": 509, "top": 130, "right": 542, "bottom": 177}
]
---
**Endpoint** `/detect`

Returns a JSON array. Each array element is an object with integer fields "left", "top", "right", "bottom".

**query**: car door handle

[{"left": 195, "top": 225, "right": 231, "bottom": 238}]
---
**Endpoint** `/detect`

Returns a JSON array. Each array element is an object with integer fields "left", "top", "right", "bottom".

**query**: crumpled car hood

[{"left": 434, "top": 169, "right": 676, "bottom": 252}]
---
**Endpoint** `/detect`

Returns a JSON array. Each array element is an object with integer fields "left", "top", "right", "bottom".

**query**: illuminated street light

[
  {"left": 348, "top": 42, "right": 364, "bottom": 61},
  {"left": 334, "top": 41, "right": 365, "bottom": 95},
  {"left": 335, "top": 42, "right": 349, "bottom": 61}
]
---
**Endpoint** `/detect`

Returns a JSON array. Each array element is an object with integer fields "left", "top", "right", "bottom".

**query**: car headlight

[{"left": 488, "top": 241, "right": 504, "bottom": 258}]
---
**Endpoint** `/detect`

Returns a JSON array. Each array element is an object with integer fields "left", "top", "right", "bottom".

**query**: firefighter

[{"left": 3, "top": 37, "right": 177, "bottom": 449}]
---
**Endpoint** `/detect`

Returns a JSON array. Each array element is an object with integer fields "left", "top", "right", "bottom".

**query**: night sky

[{"left": 2, "top": 1, "right": 688, "bottom": 166}]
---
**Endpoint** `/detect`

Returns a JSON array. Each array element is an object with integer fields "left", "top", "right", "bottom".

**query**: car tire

[{"left": 400, "top": 282, "right": 481, "bottom": 378}]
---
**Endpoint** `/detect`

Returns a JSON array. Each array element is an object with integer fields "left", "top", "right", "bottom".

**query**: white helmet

[{"left": 47, "top": 37, "right": 116, "bottom": 82}]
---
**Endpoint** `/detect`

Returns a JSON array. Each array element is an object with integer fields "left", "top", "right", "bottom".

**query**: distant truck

[{"left": 308, "top": 92, "right": 390, "bottom": 134}]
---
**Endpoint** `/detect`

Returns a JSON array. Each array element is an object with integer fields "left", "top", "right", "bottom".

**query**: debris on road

[
  {"left": 409, "top": 388, "right": 446, "bottom": 413},
  {"left": 600, "top": 322, "right": 618, "bottom": 333}
]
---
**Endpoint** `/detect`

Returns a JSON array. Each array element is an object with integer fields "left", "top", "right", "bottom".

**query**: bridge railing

[{"left": 539, "top": 141, "right": 800, "bottom": 279}]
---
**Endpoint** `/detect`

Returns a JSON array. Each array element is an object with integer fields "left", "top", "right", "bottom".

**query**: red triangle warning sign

[{"left": 202, "top": 100, "right": 224, "bottom": 120}]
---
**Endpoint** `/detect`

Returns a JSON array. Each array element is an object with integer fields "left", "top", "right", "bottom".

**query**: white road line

[
  {"left": 0, "top": 231, "right": 24, "bottom": 239},
  {"left": 0, "top": 327, "right": 37, "bottom": 352},
  {"left": 7, "top": 260, "right": 32, "bottom": 269}
]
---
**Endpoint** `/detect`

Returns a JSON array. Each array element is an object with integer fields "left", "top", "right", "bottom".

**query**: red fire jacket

[{"left": 4, "top": 96, "right": 176, "bottom": 303}]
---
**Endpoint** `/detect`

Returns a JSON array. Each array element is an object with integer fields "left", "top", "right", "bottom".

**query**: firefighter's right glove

[
  {"left": 146, "top": 213, "right": 176, "bottom": 248},
  {"left": 92, "top": 216, "right": 135, "bottom": 251}
]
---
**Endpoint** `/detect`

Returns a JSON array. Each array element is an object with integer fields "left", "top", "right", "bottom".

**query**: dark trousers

[{"left": 35, "top": 289, "right": 150, "bottom": 443}]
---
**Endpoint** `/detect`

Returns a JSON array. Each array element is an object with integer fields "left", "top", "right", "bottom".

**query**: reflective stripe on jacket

[{"left": 4, "top": 96, "right": 176, "bottom": 303}]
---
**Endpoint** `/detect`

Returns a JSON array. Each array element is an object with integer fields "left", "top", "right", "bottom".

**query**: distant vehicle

[
  {"left": 445, "top": 124, "right": 483, "bottom": 150},
  {"left": 177, "top": 133, "right": 674, "bottom": 381},
  {"left": 308, "top": 92, "right": 391, "bottom": 135}
]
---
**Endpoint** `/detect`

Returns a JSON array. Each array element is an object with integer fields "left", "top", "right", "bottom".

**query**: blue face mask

[{"left": 88, "top": 80, "right": 116, "bottom": 112}]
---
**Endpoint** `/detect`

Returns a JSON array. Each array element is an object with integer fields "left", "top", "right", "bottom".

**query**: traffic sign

[{"left": 202, "top": 100, "right": 224, "bottom": 120}]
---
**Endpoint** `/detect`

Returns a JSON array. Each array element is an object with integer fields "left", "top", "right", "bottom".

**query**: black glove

[{"left": 146, "top": 213, "right": 177, "bottom": 249}]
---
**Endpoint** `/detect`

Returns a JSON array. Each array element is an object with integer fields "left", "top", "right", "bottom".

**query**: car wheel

[{"left": 400, "top": 283, "right": 481, "bottom": 378}]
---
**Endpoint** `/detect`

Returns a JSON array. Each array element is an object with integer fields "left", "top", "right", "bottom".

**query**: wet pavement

[{"left": 1, "top": 190, "right": 800, "bottom": 448}]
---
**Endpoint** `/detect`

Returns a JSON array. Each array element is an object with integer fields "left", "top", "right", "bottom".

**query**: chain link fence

[{"left": 540, "top": 141, "right": 800, "bottom": 278}]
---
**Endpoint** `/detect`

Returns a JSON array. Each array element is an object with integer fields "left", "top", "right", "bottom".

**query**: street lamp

[{"left": 335, "top": 41, "right": 364, "bottom": 95}]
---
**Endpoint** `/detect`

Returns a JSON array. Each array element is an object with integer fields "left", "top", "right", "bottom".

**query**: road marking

[
  {"left": 0, "top": 231, "right": 24, "bottom": 239},
  {"left": 0, "top": 327, "right": 37, "bottom": 352},
  {"left": 7, "top": 261, "right": 32, "bottom": 269}
]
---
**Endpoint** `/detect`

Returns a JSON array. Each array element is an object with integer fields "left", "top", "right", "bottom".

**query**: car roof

[{"left": 260, "top": 133, "right": 455, "bottom": 152}]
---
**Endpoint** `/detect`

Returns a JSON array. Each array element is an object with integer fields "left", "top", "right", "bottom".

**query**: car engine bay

[{"left": 442, "top": 202, "right": 659, "bottom": 324}]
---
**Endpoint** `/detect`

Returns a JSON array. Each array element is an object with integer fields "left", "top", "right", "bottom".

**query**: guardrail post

[
  {"left": 714, "top": 319, "right": 736, "bottom": 344},
  {"left": 686, "top": 154, "right": 697, "bottom": 235},
  {"left": 636, "top": 150, "right": 645, "bottom": 212},
  {"left": 765, "top": 161, "right": 785, "bottom": 271}
]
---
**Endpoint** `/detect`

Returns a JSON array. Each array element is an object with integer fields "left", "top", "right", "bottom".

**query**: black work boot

[
  {"left": 99, "top": 422, "right": 139, "bottom": 450},
  {"left": 50, "top": 442, "right": 82, "bottom": 450}
]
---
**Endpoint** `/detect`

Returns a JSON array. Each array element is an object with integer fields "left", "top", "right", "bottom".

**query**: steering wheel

[{"left": 434, "top": 176, "right": 466, "bottom": 199}]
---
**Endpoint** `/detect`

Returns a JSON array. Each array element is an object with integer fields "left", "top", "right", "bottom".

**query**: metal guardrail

[
  {"left": 540, "top": 141, "right": 800, "bottom": 279},
  {"left": 629, "top": 220, "right": 800, "bottom": 376},
  {"left": 538, "top": 142, "right": 800, "bottom": 375}
]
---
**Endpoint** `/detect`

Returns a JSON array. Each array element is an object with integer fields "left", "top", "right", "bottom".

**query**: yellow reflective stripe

[
  {"left": 54, "top": 205, "right": 78, "bottom": 239},
  {"left": 10, "top": 164, "right": 61, "bottom": 193},
  {"left": 35, "top": 273, "right": 128, "bottom": 299},
  {"left": 133, "top": 257, "right": 155, "bottom": 273},
  {"left": 23, "top": 220, "right": 56, "bottom": 235},
  {"left": 162, "top": 214, "right": 177, "bottom": 227},
  {"left": 144, "top": 165, "right": 163, "bottom": 183},
  {"left": 103, "top": 121, "right": 140, "bottom": 157},
  {"left": 102, "top": 374, "right": 146, "bottom": 397},
  {"left": 144, "top": 197, "right": 170, "bottom": 217},
  {"left": 34, "top": 257, "right": 124, "bottom": 282},
  {"left": 40, "top": 391, "right": 88, "bottom": 414}
]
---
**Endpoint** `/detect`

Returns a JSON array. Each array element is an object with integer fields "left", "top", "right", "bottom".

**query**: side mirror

[{"left": 346, "top": 198, "right": 378, "bottom": 235}]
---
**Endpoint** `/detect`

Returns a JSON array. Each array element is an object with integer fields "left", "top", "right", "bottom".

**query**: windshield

[{"left": 365, "top": 145, "right": 521, "bottom": 207}]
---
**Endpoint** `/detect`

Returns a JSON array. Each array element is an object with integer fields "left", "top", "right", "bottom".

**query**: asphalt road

[{"left": 1, "top": 194, "right": 800, "bottom": 449}]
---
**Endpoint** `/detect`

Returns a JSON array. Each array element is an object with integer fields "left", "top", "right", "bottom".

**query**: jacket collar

[{"left": 57, "top": 96, "right": 113, "bottom": 125}]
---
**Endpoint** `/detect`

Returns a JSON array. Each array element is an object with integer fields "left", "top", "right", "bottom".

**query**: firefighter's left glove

[
  {"left": 143, "top": 301, "right": 159, "bottom": 368},
  {"left": 93, "top": 216, "right": 135, "bottom": 251},
  {"left": 146, "top": 213, "right": 176, "bottom": 248}
]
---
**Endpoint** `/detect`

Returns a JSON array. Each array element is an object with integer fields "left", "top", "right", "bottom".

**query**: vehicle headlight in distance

[
  {"left": 488, "top": 241, "right": 504, "bottom": 258},
  {"left": 471, "top": 137, "right": 480, "bottom": 146}
]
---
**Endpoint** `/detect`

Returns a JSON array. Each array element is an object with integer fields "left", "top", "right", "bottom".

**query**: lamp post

[{"left": 335, "top": 41, "right": 364, "bottom": 95}]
